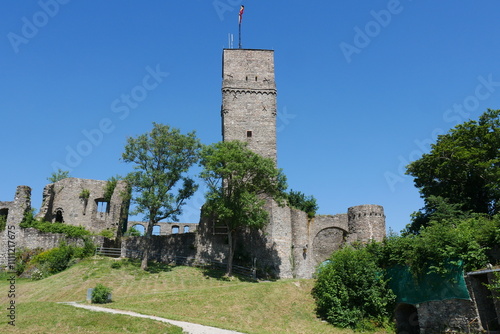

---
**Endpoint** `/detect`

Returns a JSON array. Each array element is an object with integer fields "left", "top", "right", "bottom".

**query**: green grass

[
  {"left": 0, "top": 302, "right": 184, "bottom": 334},
  {"left": 0, "top": 257, "right": 370, "bottom": 334}
]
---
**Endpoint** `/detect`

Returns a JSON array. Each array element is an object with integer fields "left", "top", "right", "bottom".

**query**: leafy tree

[
  {"left": 405, "top": 195, "right": 472, "bottom": 235},
  {"left": 47, "top": 169, "right": 70, "bottom": 183},
  {"left": 312, "top": 245, "right": 395, "bottom": 330},
  {"left": 381, "top": 214, "right": 499, "bottom": 276},
  {"left": 199, "top": 140, "right": 287, "bottom": 276},
  {"left": 406, "top": 109, "right": 500, "bottom": 232},
  {"left": 122, "top": 123, "right": 201, "bottom": 270},
  {"left": 287, "top": 189, "right": 318, "bottom": 218}
]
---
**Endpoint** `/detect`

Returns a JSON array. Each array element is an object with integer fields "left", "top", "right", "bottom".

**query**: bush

[
  {"left": 15, "top": 248, "right": 44, "bottom": 276},
  {"left": 25, "top": 239, "right": 95, "bottom": 277},
  {"left": 91, "top": 284, "right": 112, "bottom": 304},
  {"left": 312, "top": 245, "right": 395, "bottom": 330},
  {"left": 110, "top": 261, "right": 122, "bottom": 269},
  {"left": 31, "top": 243, "right": 74, "bottom": 274}
]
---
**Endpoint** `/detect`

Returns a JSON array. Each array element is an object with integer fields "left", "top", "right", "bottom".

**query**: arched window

[
  {"left": 55, "top": 210, "right": 64, "bottom": 223},
  {"left": 183, "top": 225, "right": 190, "bottom": 233},
  {"left": 130, "top": 224, "right": 145, "bottom": 236},
  {"left": 152, "top": 225, "right": 161, "bottom": 236},
  {"left": 172, "top": 226, "right": 179, "bottom": 234}
]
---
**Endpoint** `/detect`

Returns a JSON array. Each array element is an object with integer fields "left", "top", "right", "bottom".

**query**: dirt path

[{"left": 60, "top": 302, "right": 246, "bottom": 334}]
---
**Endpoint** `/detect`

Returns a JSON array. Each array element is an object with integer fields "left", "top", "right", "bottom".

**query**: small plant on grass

[
  {"left": 111, "top": 261, "right": 122, "bottom": 269},
  {"left": 92, "top": 283, "right": 112, "bottom": 304}
]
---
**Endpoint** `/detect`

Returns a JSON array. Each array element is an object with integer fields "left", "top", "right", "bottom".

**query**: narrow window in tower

[
  {"left": 255, "top": 76, "right": 258, "bottom": 81},
  {"left": 246, "top": 130, "right": 253, "bottom": 138},
  {"left": 245, "top": 76, "right": 248, "bottom": 81}
]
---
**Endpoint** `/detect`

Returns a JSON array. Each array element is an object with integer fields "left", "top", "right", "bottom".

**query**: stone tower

[
  {"left": 221, "top": 49, "right": 277, "bottom": 163},
  {"left": 347, "top": 205, "right": 386, "bottom": 243}
]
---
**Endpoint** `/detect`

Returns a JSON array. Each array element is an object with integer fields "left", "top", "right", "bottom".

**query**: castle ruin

[
  {"left": 0, "top": 48, "right": 386, "bottom": 279},
  {"left": 193, "top": 49, "right": 386, "bottom": 278}
]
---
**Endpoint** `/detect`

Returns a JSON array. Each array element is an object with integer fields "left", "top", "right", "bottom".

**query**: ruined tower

[{"left": 221, "top": 49, "right": 277, "bottom": 163}]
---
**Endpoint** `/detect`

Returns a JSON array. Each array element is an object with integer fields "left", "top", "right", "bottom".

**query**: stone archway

[
  {"left": 130, "top": 223, "right": 146, "bottom": 236},
  {"left": 312, "top": 227, "right": 346, "bottom": 265}
]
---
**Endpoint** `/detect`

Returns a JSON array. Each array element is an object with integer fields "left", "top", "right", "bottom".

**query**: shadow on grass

[
  {"left": 200, "top": 266, "right": 258, "bottom": 283},
  {"left": 110, "top": 259, "right": 173, "bottom": 274}
]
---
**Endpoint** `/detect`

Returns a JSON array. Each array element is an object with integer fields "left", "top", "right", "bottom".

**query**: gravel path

[{"left": 60, "top": 302, "right": 245, "bottom": 334}]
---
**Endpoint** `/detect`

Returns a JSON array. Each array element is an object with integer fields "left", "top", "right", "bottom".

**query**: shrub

[
  {"left": 99, "top": 229, "right": 115, "bottom": 238},
  {"left": 92, "top": 284, "right": 112, "bottom": 304},
  {"left": 110, "top": 261, "right": 122, "bottom": 269},
  {"left": 79, "top": 189, "right": 90, "bottom": 199},
  {"left": 27, "top": 239, "right": 95, "bottom": 277},
  {"left": 15, "top": 248, "right": 44, "bottom": 276},
  {"left": 31, "top": 243, "right": 74, "bottom": 274},
  {"left": 312, "top": 245, "right": 395, "bottom": 330},
  {"left": 20, "top": 209, "right": 91, "bottom": 238}
]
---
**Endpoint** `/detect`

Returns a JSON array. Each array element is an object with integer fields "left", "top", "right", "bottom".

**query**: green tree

[
  {"left": 287, "top": 189, "right": 318, "bottom": 218},
  {"left": 406, "top": 109, "right": 500, "bottom": 232},
  {"left": 312, "top": 245, "right": 395, "bottom": 330},
  {"left": 122, "top": 123, "right": 201, "bottom": 270},
  {"left": 48, "top": 169, "right": 70, "bottom": 183},
  {"left": 199, "top": 141, "right": 287, "bottom": 276}
]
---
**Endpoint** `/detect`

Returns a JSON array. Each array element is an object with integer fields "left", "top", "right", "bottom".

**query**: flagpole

[
  {"left": 238, "top": 5, "right": 244, "bottom": 49},
  {"left": 239, "top": 22, "right": 242, "bottom": 49}
]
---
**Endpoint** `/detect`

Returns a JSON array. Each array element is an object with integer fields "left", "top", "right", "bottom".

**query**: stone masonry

[
  {"left": 222, "top": 49, "right": 277, "bottom": 163},
  {"left": 36, "top": 178, "right": 129, "bottom": 235}
]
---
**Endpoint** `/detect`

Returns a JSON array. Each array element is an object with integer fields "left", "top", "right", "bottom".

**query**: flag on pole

[{"left": 239, "top": 5, "right": 245, "bottom": 24}]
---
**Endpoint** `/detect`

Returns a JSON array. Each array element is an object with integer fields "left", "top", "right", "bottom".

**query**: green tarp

[{"left": 387, "top": 262, "right": 471, "bottom": 305}]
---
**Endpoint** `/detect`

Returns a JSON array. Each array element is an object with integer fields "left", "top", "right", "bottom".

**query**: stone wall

[
  {"left": 17, "top": 228, "right": 106, "bottom": 250},
  {"left": 416, "top": 299, "right": 481, "bottom": 333},
  {"left": 127, "top": 221, "right": 198, "bottom": 236},
  {"left": 194, "top": 199, "right": 386, "bottom": 279},
  {"left": 310, "top": 214, "right": 348, "bottom": 267},
  {"left": 0, "top": 186, "right": 31, "bottom": 267},
  {"left": 122, "top": 234, "right": 196, "bottom": 262},
  {"left": 36, "top": 178, "right": 128, "bottom": 235}
]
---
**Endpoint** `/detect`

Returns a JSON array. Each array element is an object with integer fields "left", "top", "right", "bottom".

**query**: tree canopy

[
  {"left": 122, "top": 123, "right": 201, "bottom": 270},
  {"left": 199, "top": 140, "right": 287, "bottom": 276},
  {"left": 406, "top": 109, "right": 500, "bottom": 232},
  {"left": 287, "top": 189, "right": 318, "bottom": 218}
]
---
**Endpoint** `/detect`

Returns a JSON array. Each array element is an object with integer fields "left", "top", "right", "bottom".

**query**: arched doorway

[{"left": 395, "top": 303, "right": 419, "bottom": 334}]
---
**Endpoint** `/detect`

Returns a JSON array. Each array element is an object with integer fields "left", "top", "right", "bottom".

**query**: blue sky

[{"left": 1, "top": 1, "right": 500, "bottom": 233}]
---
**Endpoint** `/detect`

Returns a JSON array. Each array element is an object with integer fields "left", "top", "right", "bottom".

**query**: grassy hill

[{"left": 0, "top": 257, "right": 359, "bottom": 334}]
